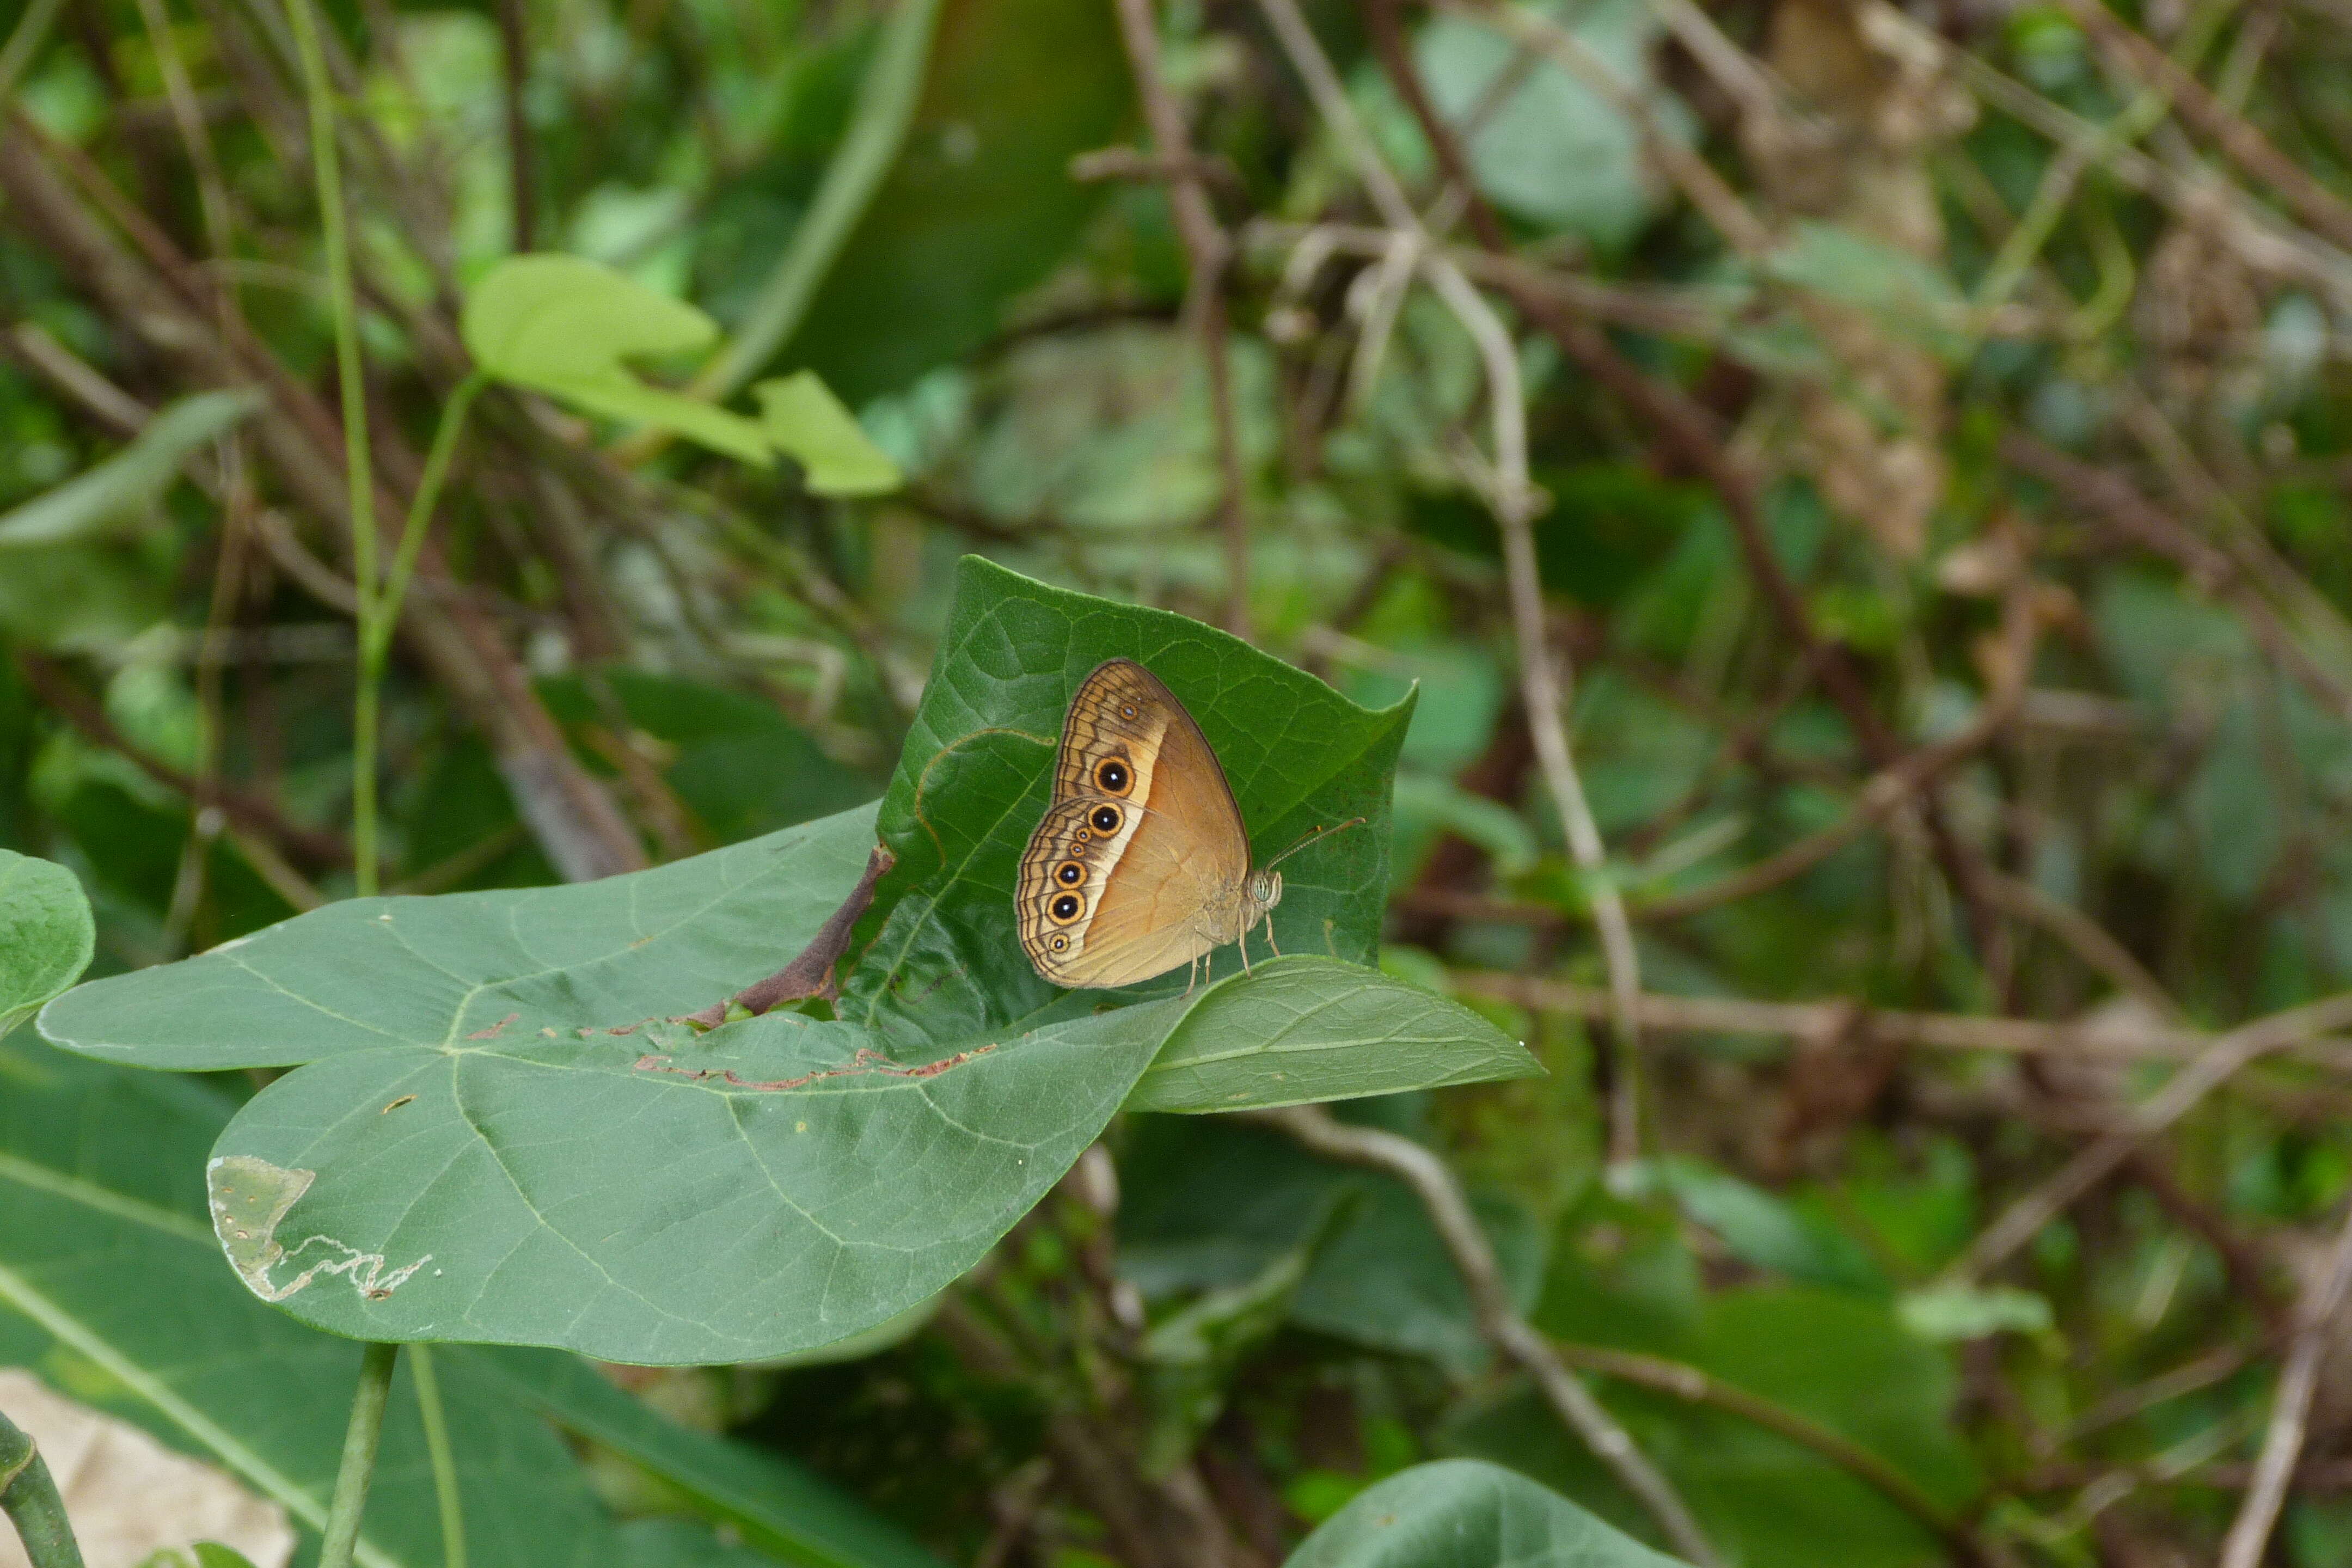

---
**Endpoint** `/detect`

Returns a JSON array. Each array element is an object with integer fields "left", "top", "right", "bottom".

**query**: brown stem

[
  {"left": 2220, "top": 1196, "right": 2352, "bottom": 1567},
  {"left": 673, "top": 843, "right": 894, "bottom": 1027},
  {"left": 1108, "top": 0, "right": 1252, "bottom": 641},
  {"left": 14, "top": 651, "right": 352, "bottom": 871},
  {"left": 1951, "top": 991, "right": 2352, "bottom": 1281},
  {"left": 2061, "top": 0, "right": 2352, "bottom": 254},
  {"left": 2003, "top": 430, "right": 2352, "bottom": 727},
  {"left": 495, "top": 0, "right": 534, "bottom": 250}
]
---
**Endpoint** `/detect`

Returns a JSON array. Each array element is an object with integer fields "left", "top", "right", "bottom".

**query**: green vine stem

[
  {"left": 318, "top": 1342, "right": 400, "bottom": 1568},
  {"left": 408, "top": 1345, "right": 467, "bottom": 1568},
  {"left": 375, "top": 371, "right": 487, "bottom": 676},
  {"left": 283, "top": 0, "right": 383, "bottom": 892},
  {"left": 0, "top": 1402, "right": 84, "bottom": 1568}
]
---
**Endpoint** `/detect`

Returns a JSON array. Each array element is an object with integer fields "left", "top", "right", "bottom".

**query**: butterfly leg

[
  {"left": 1181, "top": 954, "right": 1200, "bottom": 1000},
  {"left": 1239, "top": 926, "right": 1253, "bottom": 977},
  {"left": 1265, "top": 921, "right": 1282, "bottom": 958}
]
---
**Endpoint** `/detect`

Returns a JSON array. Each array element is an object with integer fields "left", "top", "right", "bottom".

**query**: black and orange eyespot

[
  {"left": 1120, "top": 703, "right": 1136, "bottom": 718},
  {"left": 1051, "top": 935, "right": 1068, "bottom": 951},
  {"left": 1091, "top": 805, "right": 1122, "bottom": 834},
  {"left": 1050, "top": 893, "right": 1083, "bottom": 923},
  {"left": 1074, "top": 829, "right": 1089, "bottom": 843},
  {"left": 1056, "top": 861, "right": 1084, "bottom": 886},
  {"left": 1096, "top": 757, "right": 1131, "bottom": 794}
]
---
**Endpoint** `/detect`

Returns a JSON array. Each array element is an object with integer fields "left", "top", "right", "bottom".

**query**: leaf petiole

[
  {"left": 0, "top": 1403, "right": 83, "bottom": 1568},
  {"left": 317, "top": 1341, "right": 400, "bottom": 1568}
]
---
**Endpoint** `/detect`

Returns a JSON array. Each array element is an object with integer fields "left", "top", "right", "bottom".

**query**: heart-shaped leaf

[
  {"left": 755, "top": 372, "right": 902, "bottom": 496},
  {"left": 461, "top": 255, "right": 770, "bottom": 463},
  {"left": 41, "top": 560, "right": 1535, "bottom": 1362},
  {"left": 41, "top": 807, "right": 1175, "bottom": 1362},
  {"left": 2, "top": 850, "right": 92, "bottom": 1039},
  {"left": 1284, "top": 1459, "right": 1682, "bottom": 1568},
  {"left": 844, "top": 555, "right": 1413, "bottom": 1051}
]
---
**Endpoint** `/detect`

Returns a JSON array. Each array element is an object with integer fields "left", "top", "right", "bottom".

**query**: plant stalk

[
  {"left": 284, "top": 0, "right": 382, "bottom": 892},
  {"left": 318, "top": 1342, "right": 400, "bottom": 1568},
  {"left": 0, "top": 1405, "right": 83, "bottom": 1568},
  {"left": 409, "top": 1345, "right": 467, "bottom": 1568}
]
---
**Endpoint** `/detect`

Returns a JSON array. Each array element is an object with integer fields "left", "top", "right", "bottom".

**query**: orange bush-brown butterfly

[{"left": 1016, "top": 659, "right": 1356, "bottom": 990}]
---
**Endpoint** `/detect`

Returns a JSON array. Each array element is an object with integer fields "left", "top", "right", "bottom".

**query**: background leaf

[
  {"left": 756, "top": 373, "right": 903, "bottom": 496},
  {"left": 0, "top": 391, "right": 260, "bottom": 552},
  {"left": 462, "top": 254, "right": 770, "bottom": 462},
  {"left": 776, "top": 0, "right": 1134, "bottom": 399},
  {"left": 1283, "top": 1459, "right": 1682, "bottom": 1568},
  {"left": 1, "top": 848, "right": 91, "bottom": 1038}
]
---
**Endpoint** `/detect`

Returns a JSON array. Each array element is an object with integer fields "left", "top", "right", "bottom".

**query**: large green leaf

[
  {"left": 843, "top": 556, "right": 1414, "bottom": 1051},
  {"left": 40, "top": 560, "right": 1530, "bottom": 1363},
  {"left": 38, "top": 805, "right": 1175, "bottom": 1363},
  {"left": 0, "top": 1033, "right": 896, "bottom": 1567},
  {"left": 0, "top": 849, "right": 91, "bottom": 1038},
  {"left": 1284, "top": 1459, "right": 1682, "bottom": 1567}
]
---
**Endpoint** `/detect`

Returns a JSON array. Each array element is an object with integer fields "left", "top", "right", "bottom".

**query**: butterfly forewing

[{"left": 1018, "top": 659, "right": 1257, "bottom": 988}]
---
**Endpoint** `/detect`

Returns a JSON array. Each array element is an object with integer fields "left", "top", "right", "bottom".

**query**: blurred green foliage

[{"left": 4, "top": 0, "right": 2352, "bottom": 1556}]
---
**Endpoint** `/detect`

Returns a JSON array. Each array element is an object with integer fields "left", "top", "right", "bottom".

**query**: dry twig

[
  {"left": 1248, "top": 0, "right": 1654, "bottom": 1175},
  {"left": 1107, "top": 0, "right": 1253, "bottom": 641},
  {"left": 2219, "top": 1198, "right": 2352, "bottom": 1568}
]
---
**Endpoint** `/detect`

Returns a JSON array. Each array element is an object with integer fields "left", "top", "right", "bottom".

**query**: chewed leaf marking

[
  {"left": 206, "top": 1154, "right": 432, "bottom": 1303},
  {"left": 632, "top": 1043, "right": 997, "bottom": 1092},
  {"left": 466, "top": 1011, "right": 521, "bottom": 1040}
]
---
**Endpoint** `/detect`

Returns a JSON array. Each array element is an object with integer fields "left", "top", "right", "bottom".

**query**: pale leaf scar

[
  {"left": 631, "top": 1044, "right": 998, "bottom": 1092},
  {"left": 207, "top": 1155, "right": 432, "bottom": 1303}
]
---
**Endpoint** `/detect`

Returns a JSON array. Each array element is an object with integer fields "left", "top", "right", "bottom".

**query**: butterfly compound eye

[
  {"left": 1091, "top": 805, "right": 1123, "bottom": 834},
  {"left": 1095, "top": 757, "right": 1131, "bottom": 794}
]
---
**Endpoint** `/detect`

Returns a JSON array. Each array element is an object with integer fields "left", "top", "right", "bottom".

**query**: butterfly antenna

[{"left": 1263, "top": 816, "right": 1368, "bottom": 871}]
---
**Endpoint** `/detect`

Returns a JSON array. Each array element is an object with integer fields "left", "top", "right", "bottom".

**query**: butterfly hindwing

[{"left": 1018, "top": 659, "right": 1256, "bottom": 988}]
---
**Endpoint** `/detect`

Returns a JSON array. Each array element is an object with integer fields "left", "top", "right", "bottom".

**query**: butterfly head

[{"left": 1248, "top": 867, "right": 1282, "bottom": 913}]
